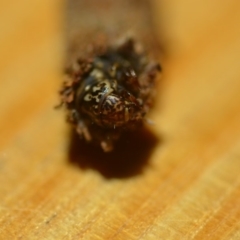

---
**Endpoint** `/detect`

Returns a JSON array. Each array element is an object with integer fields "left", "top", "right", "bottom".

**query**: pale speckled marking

[
  {"left": 102, "top": 80, "right": 114, "bottom": 92},
  {"left": 94, "top": 96, "right": 100, "bottom": 103},
  {"left": 130, "top": 69, "right": 136, "bottom": 77},
  {"left": 85, "top": 85, "right": 91, "bottom": 91},
  {"left": 95, "top": 92, "right": 104, "bottom": 103},
  {"left": 90, "top": 69, "right": 104, "bottom": 79},
  {"left": 84, "top": 94, "right": 92, "bottom": 101},
  {"left": 107, "top": 98, "right": 113, "bottom": 105},
  {"left": 92, "top": 80, "right": 114, "bottom": 96},
  {"left": 93, "top": 85, "right": 101, "bottom": 92}
]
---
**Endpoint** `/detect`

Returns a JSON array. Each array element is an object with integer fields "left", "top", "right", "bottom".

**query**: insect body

[{"left": 59, "top": 38, "right": 160, "bottom": 152}]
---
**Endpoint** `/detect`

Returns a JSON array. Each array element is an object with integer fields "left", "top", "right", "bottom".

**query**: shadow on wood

[{"left": 68, "top": 127, "right": 160, "bottom": 179}]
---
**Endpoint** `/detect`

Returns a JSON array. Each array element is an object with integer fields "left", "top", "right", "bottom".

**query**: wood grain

[{"left": 0, "top": 0, "right": 240, "bottom": 239}]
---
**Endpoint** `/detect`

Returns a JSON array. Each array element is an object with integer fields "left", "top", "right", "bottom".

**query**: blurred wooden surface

[{"left": 0, "top": 0, "right": 240, "bottom": 239}]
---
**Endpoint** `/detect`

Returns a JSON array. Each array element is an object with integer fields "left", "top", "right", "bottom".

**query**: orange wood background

[{"left": 0, "top": 0, "right": 240, "bottom": 239}]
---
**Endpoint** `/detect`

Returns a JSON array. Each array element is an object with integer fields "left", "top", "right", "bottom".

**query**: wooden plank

[{"left": 0, "top": 0, "right": 240, "bottom": 239}]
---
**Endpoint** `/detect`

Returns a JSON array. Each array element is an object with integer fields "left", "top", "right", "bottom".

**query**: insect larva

[
  {"left": 59, "top": 0, "right": 162, "bottom": 152},
  {"left": 59, "top": 38, "right": 160, "bottom": 152}
]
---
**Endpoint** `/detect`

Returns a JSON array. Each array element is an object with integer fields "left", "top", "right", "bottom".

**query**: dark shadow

[{"left": 68, "top": 127, "right": 159, "bottom": 179}]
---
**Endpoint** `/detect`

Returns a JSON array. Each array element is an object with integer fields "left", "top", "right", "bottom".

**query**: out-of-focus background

[{"left": 0, "top": 0, "right": 240, "bottom": 239}]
